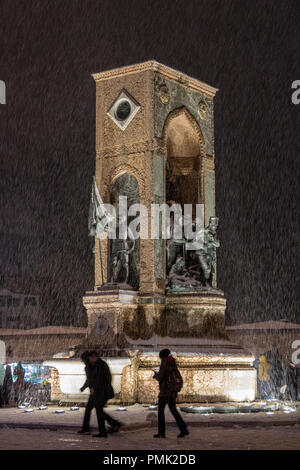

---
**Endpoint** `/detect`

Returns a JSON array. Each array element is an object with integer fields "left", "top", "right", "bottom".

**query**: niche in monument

[
  {"left": 109, "top": 173, "right": 140, "bottom": 290},
  {"left": 165, "top": 110, "right": 201, "bottom": 211},
  {"left": 164, "top": 109, "right": 215, "bottom": 290}
]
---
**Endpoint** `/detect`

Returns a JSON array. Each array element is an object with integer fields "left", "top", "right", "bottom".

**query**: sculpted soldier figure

[
  {"left": 167, "top": 256, "right": 203, "bottom": 291},
  {"left": 111, "top": 220, "right": 135, "bottom": 285},
  {"left": 196, "top": 216, "right": 220, "bottom": 287},
  {"left": 166, "top": 210, "right": 220, "bottom": 291},
  {"left": 111, "top": 239, "right": 135, "bottom": 284},
  {"left": 166, "top": 201, "right": 186, "bottom": 273}
]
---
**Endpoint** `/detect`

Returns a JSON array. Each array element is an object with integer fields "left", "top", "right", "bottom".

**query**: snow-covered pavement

[
  {"left": 1, "top": 403, "right": 300, "bottom": 432},
  {"left": 1, "top": 425, "right": 300, "bottom": 450},
  {"left": 1, "top": 403, "right": 300, "bottom": 449}
]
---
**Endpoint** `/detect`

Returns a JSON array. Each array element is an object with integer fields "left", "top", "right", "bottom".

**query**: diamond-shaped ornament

[{"left": 107, "top": 89, "right": 140, "bottom": 131}]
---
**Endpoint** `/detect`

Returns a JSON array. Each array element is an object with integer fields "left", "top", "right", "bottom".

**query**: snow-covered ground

[
  {"left": 1, "top": 402, "right": 299, "bottom": 429},
  {"left": 1, "top": 403, "right": 300, "bottom": 449},
  {"left": 1, "top": 425, "right": 300, "bottom": 450}
]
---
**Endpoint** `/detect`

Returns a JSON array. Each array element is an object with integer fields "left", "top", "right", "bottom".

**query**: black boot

[
  {"left": 153, "top": 433, "right": 165, "bottom": 438},
  {"left": 77, "top": 429, "right": 90, "bottom": 435},
  {"left": 92, "top": 432, "right": 107, "bottom": 438},
  {"left": 107, "top": 423, "right": 122, "bottom": 434},
  {"left": 177, "top": 429, "right": 189, "bottom": 438}
]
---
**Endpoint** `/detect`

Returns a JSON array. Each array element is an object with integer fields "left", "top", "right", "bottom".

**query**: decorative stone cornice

[
  {"left": 92, "top": 60, "right": 218, "bottom": 98},
  {"left": 96, "top": 138, "right": 166, "bottom": 159}
]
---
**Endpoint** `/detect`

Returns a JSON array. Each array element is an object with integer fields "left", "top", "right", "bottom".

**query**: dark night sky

[{"left": 0, "top": 0, "right": 299, "bottom": 326}]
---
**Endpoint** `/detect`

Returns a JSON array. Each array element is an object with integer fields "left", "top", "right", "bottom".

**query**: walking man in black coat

[{"left": 78, "top": 351, "right": 121, "bottom": 438}]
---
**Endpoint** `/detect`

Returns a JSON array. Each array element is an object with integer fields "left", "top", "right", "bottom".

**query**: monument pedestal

[
  {"left": 164, "top": 292, "right": 227, "bottom": 338},
  {"left": 82, "top": 288, "right": 138, "bottom": 353},
  {"left": 121, "top": 347, "right": 256, "bottom": 404},
  {"left": 84, "top": 289, "right": 227, "bottom": 342},
  {"left": 47, "top": 290, "right": 254, "bottom": 404}
]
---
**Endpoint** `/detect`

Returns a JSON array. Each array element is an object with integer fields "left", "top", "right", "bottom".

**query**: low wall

[
  {"left": 44, "top": 357, "right": 131, "bottom": 403},
  {"left": 227, "top": 324, "right": 300, "bottom": 361},
  {"left": 0, "top": 326, "right": 86, "bottom": 362},
  {"left": 45, "top": 347, "right": 256, "bottom": 404}
]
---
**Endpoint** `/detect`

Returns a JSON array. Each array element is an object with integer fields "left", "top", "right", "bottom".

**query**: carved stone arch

[
  {"left": 162, "top": 106, "right": 205, "bottom": 209},
  {"left": 162, "top": 106, "right": 206, "bottom": 159},
  {"left": 109, "top": 164, "right": 146, "bottom": 201}
]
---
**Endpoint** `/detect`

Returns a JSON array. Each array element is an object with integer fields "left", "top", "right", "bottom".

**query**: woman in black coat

[{"left": 153, "top": 349, "right": 188, "bottom": 438}]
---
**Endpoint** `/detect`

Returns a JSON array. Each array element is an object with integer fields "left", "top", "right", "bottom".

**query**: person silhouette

[{"left": 153, "top": 349, "right": 188, "bottom": 438}]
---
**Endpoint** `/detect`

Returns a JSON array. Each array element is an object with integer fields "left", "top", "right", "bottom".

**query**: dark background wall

[{"left": 0, "top": 0, "right": 299, "bottom": 326}]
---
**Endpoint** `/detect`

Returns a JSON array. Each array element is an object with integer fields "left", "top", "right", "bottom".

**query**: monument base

[
  {"left": 117, "top": 333, "right": 256, "bottom": 403},
  {"left": 45, "top": 338, "right": 256, "bottom": 404},
  {"left": 43, "top": 357, "right": 131, "bottom": 403},
  {"left": 82, "top": 289, "right": 228, "bottom": 348},
  {"left": 82, "top": 288, "right": 139, "bottom": 351},
  {"left": 44, "top": 290, "right": 256, "bottom": 403}
]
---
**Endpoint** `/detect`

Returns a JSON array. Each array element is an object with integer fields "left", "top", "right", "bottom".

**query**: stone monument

[{"left": 46, "top": 61, "right": 256, "bottom": 403}]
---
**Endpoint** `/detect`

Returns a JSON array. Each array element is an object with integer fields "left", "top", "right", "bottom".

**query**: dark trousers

[
  {"left": 82, "top": 395, "right": 119, "bottom": 434},
  {"left": 82, "top": 396, "right": 94, "bottom": 431},
  {"left": 158, "top": 396, "right": 187, "bottom": 435},
  {"left": 289, "top": 383, "right": 298, "bottom": 401}
]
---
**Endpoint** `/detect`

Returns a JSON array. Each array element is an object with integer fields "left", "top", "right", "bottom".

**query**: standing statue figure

[
  {"left": 195, "top": 216, "right": 220, "bottom": 287},
  {"left": 111, "top": 238, "right": 135, "bottom": 284},
  {"left": 166, "top": 201, "right": 186, "bottom": 273},
  {"left": 110, "top": 216, "right": 135, "bottom": 285}
]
